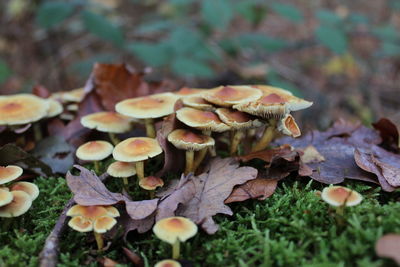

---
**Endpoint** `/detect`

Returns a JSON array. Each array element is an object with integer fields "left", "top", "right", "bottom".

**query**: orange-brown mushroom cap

[
  {"left": 277, "top": 114, "right": 301, "bottom": 138},
  {"left": 139, "top": 176, "right": 164, "bottom": 191},
  {"left": 10, "top": 182, "right": 39, "bottom": 201},
  {"left": 168, "top": 129, "right": 215, "bottom": 151},
  {"left": 176, "top": 107, "right": 230, "bottom": 132},
  {"left": 93, "top": 216, "right": 117, "bottom": 233},
  {"left": 215, "top": 108, "right": 263, "bottom": 130},
  {"left": 0, "top": 190, "right": 32, "bottom": 217},
  {"left": 46, "top": 99, "right": 63, "bottom": 118},
  {"left": 321, "top": 186, "right": 363, "bottom": 207},
  {"left": 0, "top": 94, "right": 50, "bottom": 125},
  {"left": 181, "top": 96, "right": 215, "bottom": 111},
  {"left": 155, "top": 259, "right": 182, "bottom": 267},
  {"left": 174, "top": 87, "right": 207, "bottom": 97},
  {"left": 0, "top": 165, "right": 23, "bottom": 185},
  {"left": 116, "top": 93, "right": 178, "bottom": 119},
  {"left": 113, "top": 137, "right": 163, "bottom": 162},
  {"left": 81, "top": 111, "right": 134, "bottom": 133},
  {"left": 76, "top": 141, "right": 114, "bottom": 161},
  {"left": 67, "top": 205, "right": 120, "bottom": 219},
  {"left": 0, "top": 188, "right": 13, "bottom": 207},
  {"left": 68, "top": 216, "right": 93, "bottom": 232},
  {"left": 203, "top": 85, "right": 262, "bottom": 107},
  {"left": 153, "top": 216, "right": 198, "bottom": 245},
  {"left": 107, "top": 161, "right": 137, "bottom": 178}
]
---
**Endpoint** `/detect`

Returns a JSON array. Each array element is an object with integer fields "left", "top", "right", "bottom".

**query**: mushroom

[
  {"left": 139, "top": 176, "right": 164, "bottom": 198},
  {"left": 45, "top": 99, "right": 63, "bottom": 118},
  {"left": 153, "top": 216, "right": 198, "bottom": 259},
  {"left": 203, "top": 85, "right": 262, "bottom": 107},
  {"left": 81, "top": 111, "right": 135, "bottom": 145},
  {"left": 116, "top": 93, "right": 179, "bottom": 138},
  {"left": 0, "top": 188, "right": 13, "bottom": 207},
  {"left": 215, "top": 108, "right": 263, "bottom": 155},
  {"left": 174, "top": 87, "right": 207, "bottom": 97},
  {"left": 167, "top": 129, "right": 215, "bottom": 174},
  {"left": 67, "top": 205, "right": 120, "bottom": 250},
  {"left": 76, "top": 141, "right": 114, "bottom": 173},
  {"left": 0, "top": 190, "right": 32, "bottom": 217},
  {"left": 107, "top": 161, "right": 136, "bottom": 186},
  {"left": 155, "top": 259, "right": 182, "bottom": 267},
  {"left": 0, "top": 165, "right": 23, "bottom": 185},
  {"left": 277, "top": 114, "right": 301, "bottom": 138},
  {"left": 51, "top": 87, "right": 86, "bottom": 103},
  {"left": 181, "top": 96, "right": 215, "bottom": 111},
  {"left": 321, "top": 186, "right": 363, "bottom": 207},
  {"left": 112, "top": 137, "right": 163, "bottom": 180},
  {"left": 9, "top": 182, "right": 39, "bottom": 201}
]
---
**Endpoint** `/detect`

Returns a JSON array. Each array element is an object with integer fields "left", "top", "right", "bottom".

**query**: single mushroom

[
  {"left": 51, "top": 87, "right": 86, "bottom": 103},
  {"left": 139, "top": 176, "right": 164, "bottom": 198},
  {"left": 0, "top": 165, "right": 23, "bottom": 185},
  {"left": 167, "top": 129, "right": 215, "bottom": 174},
  {"left": 0, "top": 188, "right": 13, "bottom": 207},
  {"left": 215, "top": 108, "right": 263, "bottom": 155},
  {"left": 153, "top": 216, "right": 198, "bottom": 259},
  {"left": 277, "top": 114, "right": 301, "bottom": 138},
  {"left": 155, "top": 259, "right": 182, "bottom": 267},
  {"left": 45, "top": 99, "right": 64, "bottom": 118},
  {"left": 116, "top": 93, "right": 178, "bottom": 138},
  {"left": 107, "top": 161, "right": 136, "bottom": 186},
  {"left": 9, "top": 182, "right": 39, "bottom": 201},
  {"left": 81, "top": 111, "right": 135, "bottom": 145},
  {"left": 181, "top": 96, "right": 215, "bottom": 111},
  {"left": 203, "top": 85, "right": 262, "bottom": 107},
  {"left": 67, "top": 205, "right": 120, "bottom": 250},
  {"left": 174, "top": 87, "right": 207, "bottom": 97},
  {"left": 112, "top": 137, "right": 163, "bottom": 180},
  {"left": 76, "top": 141, "right": 114, "bottom": 173},
  {"left": 0, "top": 190, "right": 32, "bottom": 217},
  {"left": 321, "top": 186, "right": 363, "bottom": 207}
]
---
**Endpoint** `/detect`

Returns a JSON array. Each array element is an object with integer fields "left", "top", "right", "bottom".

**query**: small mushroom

[
  {"left": 76, "top": 141, "right": 114, "bottom": 173},
  {"left": 9, "top": 182, "right": 39, "bottom": 201},
  {"left": 155, "top": 259, "right": 182, "bottom": 267},
  {"left": 0, "top": 165, "right": 23, "bottom": 185},
  {"left": 321, "top": 186, "right": 363, "bottom": 207},
  {"left": 139, "top": 176, "right": 164, "bottom": 198},
  {"left": 107, "top": 161, "right": 136, "bottom": 186},
  {"left": 203, "top": 85, "right": 262, "bottom": 107},
  {"left": 0, "top": 190, "right": 32, "bottom": 217},
  {"left": 116, "top": 93, "right": 178, "bottom": 138},
  {"left": 0, "top": 188, "right": 13, "bottom": 207},
  {"left": 181, "top": 96, "right": 215, "bottom": 111},
  {"left": 277, "top": 114, "right": 301, "bottom": 138},
  {"left": 167, "top": 129, "right": 215, "bottom": 174},
  {"left": 51, "top": 87, "right": 86, "bottom": 103},
  {"left": 45, "top": 99, "right": 63, "bottom": 118},
  {"left": 112, "top": 137, "right": 163, "bottom": 180},
  {"left": 153, "top": 216, "right": 198, "bottom": 259}
]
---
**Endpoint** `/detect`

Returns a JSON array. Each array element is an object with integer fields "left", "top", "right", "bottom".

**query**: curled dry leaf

[
  {"left": 225, "top": 178, "right": 278, "bottom": 203},
  {"left": 238, "top": 144, "right": 298, "bottom": 167},
  {"left": 373, "top": 118, "right": 399, "bottom": 153},
  {"left": 122, "top": 247, "right": 144, "bottom": 267},
  {"left": 375, "top": 234, "right": 400, "bottom": 265}
]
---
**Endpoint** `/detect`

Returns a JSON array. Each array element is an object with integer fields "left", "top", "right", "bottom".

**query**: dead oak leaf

[
  {"left": 373, "top": 118, "right": 399, "bottom": 153},
  {"left": 238, "top": 144, "right": 298, "bottom": 167},
  {"left": 225, "top": 178, "right": 278, "bottom": 203},
  {"left": 375, "top": 234, "right": 400, "bottom": 265}
]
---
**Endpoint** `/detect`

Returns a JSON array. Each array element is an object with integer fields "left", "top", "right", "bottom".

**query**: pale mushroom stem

[
  {"left": 251, "top": 119, "right": 277, "bottom": 152},
  {"left": 149, "top": 190, "right": 155, "bottom": 199},
  {"left": 172, "top": 240, "right": 180, "bottom": 259},
  {"left": 184, "top": 150, "right": 195, "bottom": 175},
  {"left": 123, "top": 177, "right": 129, "bottom": 186},
  {"left": 144, "top": 118, "right": 156, "bottom": 138},
  {"left": 230, "top": 130, "right": 245, "bottom": 156},
  {"left": 135, "top": 161, "right": 145, "bottom": 180},
  {"left": 108, "top": 133, "right": 120, "bottom": 146},
  {"left": 94, "top": 161, "right": 100, "bottom": 174},
  {"left": 193, "top": 130, "right": 212, "bottom": 173},
  {"left": 94, "top": 232, "right": 104, "bottom": 251}
]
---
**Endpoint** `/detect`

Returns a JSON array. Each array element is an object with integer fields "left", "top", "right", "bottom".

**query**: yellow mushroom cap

[
  {"left": 116, "top": 93, "right": 178, "bottom": 119},
  {"left": 10, "top": 182, "right": 39, "bottom": 201},
  {"left": 67, "top": 205, "right": 120, "bottom": 219},
  {"left": 61, "top": 88, "right": 86, "bottom": 103},
  {"left": 203, "top": 85, "right": 262, "bottom": 107},
  {"left": 107, "top": 161, "right": 136, "bottom": 178},
  {"left": 68, "top": 216, "right": 93, "bottom": 232},
  {"left": 215, "top": 108, "right": 263, "bottom": 130},
  {"left": 0, "top": 94, "right": 50, "bottom": 125},
  {"left": 94, "top": 216, "right": 117, "bottom": 233},
  {"left": 81, "top": 111, "right": 134, "bottom": 133},
  {"left": 46, "top": 99, "right": 63, "bottom": 118},
  {"left": 176, "top": 107, "right": 230, "bottom": 132},
  {"left": 277, "top": 114, "right": 301, "bottom": 138},
  {"left": 0, "top": 188, "right": 13, "bottom": 207},
  {"left": 0, "top": 165, "right": 23, "bottom": 185},
  {"left": 76, "top": 141, "right": 114, "bottom": 161},
  {"left": 155, "top": 259, "right": 182, "bottom": 267},
  {"left": 113, "top": 137, "right": 163, "bottom": 162},
  {"left": 168, "top": 129, "right": 215, "bottom": 151},
  {"left": 174, "top": 87, "right": 207, "bottom": 97},
  {"left": 104, "top": 206, "right": 120, "bottom": 217},
  {"left": 139, "top": 176, "right": 164, "bottom": 191},
  {"left": 321, "top": 186, "right": 363, "bottom": 207},
  {"left": 153, "top": 216, "right": 198, "bottom": 245},
  {"left": 181, "top": 96, "right": 215, "bottom": 111},
  {"left": 0, "top": 190, "right": 32, "bottom": 217}
]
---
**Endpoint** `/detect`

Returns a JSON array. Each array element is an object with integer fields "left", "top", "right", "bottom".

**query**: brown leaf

[
  {"left": 122, "top": 247, "right": 144, "bottom": 267},
  {"left": 100, "top": 257, "right": 118, "bottom": 267},
  {"left": 375, "top": 234, "right": 400, "bottom": 265},
  {"left": 373, "top": 118, "right": 399, "bottom": 153},
  {"left": 123, "top": 212, "right": 155, "bottom": 235},
  {"left": 301, "top": 145, "right": 325, "bottom": 164},
  {"left": 176, "top": 157, "right": 258, "bottom": 234},
  {"left": 225, "top": 178, "right": 278, "bottom": 203},
  {"left": 32, "top": 84, "right": 51, "bottom": 98},
  {"left": 238, "top": 144, "right": 298, "bottom": 167}
]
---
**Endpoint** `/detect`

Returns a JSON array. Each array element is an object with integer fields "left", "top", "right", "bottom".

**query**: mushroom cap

[
  {"left": 113, "top": 137, "right": 163, "bottom": 162},
  {"left": 215, "top": 108, "right": 263, "bottom": 130},
  {"left": 181, "top": 96, "right": 215, "bottom": 111},
  {"left": 277, "top": 114, "right": 301, "bottom": 138},
  {"left": 321, "top": 186, "right": 363, "bottom": 207},
  {"left": 0, "top": 188, "right": 13, "bottom": 207},
  {"left": 107, "top": 161, "right": 136, "bottom": 178},
  {"left": 46, "top": 99, "right": 63, "bottom": 118},
  {"left": 0, "top": 165, "right": 23, "bottom": 185},
  {"left": 93, "top": 216, "right": 117, "bottom": 233},
  {"left": 153, "top": 216, "right": 198, "bottom": 245},
  {"left": 61, "top": 88, "right": 86, "bottom": 103},
  {"left": 0, "top": 94, "right": 50, "bottom": 125},
  {"left": 0, "top": 190, "right": 32, "bottom": 217},
  {"left": 10, "top": 182, "right": 39, "bottom": 201},
  {"left": 168, "top": 129, "right": 215, "bottom": 151},
  {"left": 116, "top": 93, "right": 178, "bottom": 119},
  {"left": 203, "top": 85, "right": 262, "bottom": 107},
  {"left": 67, "top": 205, "right": 120, "bottom": 219},
  {"left": 66, "top": 104, "right": 79, "bottom": 112},
  {"left": 76, "top": 141, "right": 114, "bottom": 161},
  {"left": 176, "top": 107, "right": 230, "bottom": 132},
  {"left": 68, "top": 216, "right": 93, "bottom": 232},
  {"left": 155, "top": 259, "right": 182, "bottom": 267},
  {"left": 174, "top": 87, "right": 207, "bottom": 97},
  {"left": 139, "top": 176, "right": 164, "bottom": 191},
  {"left": 81, "top": 111, "right": 134, "bottom": 134}
]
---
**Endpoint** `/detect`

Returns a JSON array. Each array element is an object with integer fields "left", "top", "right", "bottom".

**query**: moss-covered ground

[{"left": 0, "top": 176, "right": 399, "bottom": 266}]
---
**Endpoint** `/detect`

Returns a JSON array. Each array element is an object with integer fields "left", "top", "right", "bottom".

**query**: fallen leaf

[
  {"left": 375, "top": 234, "right": 400, "bottom": 265},
  {"left": 122, "top": 247, "right": 144, "bottom": 267},
  {"left": 238, "top": 144, "right": 298, "bottom": 167},
  {"left": 373, "top": 118, "right": 399, "bottom": 153},
  {"left": 100, "top": 257, "right": 118, "bottom": 267},
  {"left": 225, "top": 178, "right": 278, "bottom": 203},
  {"left": 32, "top": 84, "right": 51, "bottom": 98},
  {"left": 301, "top": 145, "right": 325, "bottom": 164}
]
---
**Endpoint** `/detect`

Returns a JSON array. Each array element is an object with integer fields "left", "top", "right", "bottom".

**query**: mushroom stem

[
  {"left": 230, "top": 130, "right": 245, "bottom": 156},
  {"left": 172, "top": 240, "right": 180, "bottom": 259},
  {"left": 123, "top": 177, "right": 129, "bottom": 186},
  {"left": 94, "top": 161, "right": 100, "bottom": 174},
  {"left": 149, "top": 191, "right": 155, "bottom": 199},
  {"left": 144, "top": 118, "right": 156, "bottom": 138},
  {"left": 135, "top": 161, "right": 145, "bottom": 180},
  {"left": 251, "top": 119, "right": 277, "bottom": 152},
  {"left": 184, "top": 150, "right": 195, "bottom": 175},
  {"left": 108, "top": 133, "right": 120, "bottom": 145},
  {"left": 193, "top": 148, "right": 208, "bottom": 174},
  {"left": 33, "top": 123, "right": 42, "bottom": 142},
  {"left": 94, "top": 232, "right": 104, "bottom": 251}
]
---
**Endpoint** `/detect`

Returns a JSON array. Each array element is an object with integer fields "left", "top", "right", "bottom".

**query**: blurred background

[{"left": 0, "top": 0, "right": 399, "bottom": 129}]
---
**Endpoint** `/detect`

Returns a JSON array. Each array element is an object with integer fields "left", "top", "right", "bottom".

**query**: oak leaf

[{"left": 375, "top": 234, "right": 400, "bottom": 265}]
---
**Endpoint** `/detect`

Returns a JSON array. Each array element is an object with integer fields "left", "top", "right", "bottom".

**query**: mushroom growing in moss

[
  {"left": 0, "top": 190, "right": 32, "bottom": 218},
  {"left": 139, "top": 176, "right": 164, "bottom": 198},
  {"left": 107, "top": 161, "right": 136, "bottom": 187},
  {"left": 321, "top": 186, "right": 363, "bottom": 207},
  {"left": 0, "top": 165, "right": 23, "bottom": 185},
  {"left": 76, "top": 141, "right": 114, "bottom": 173},
  {"left": 155, "top": 259, "right": 182, "bottom": 267}
]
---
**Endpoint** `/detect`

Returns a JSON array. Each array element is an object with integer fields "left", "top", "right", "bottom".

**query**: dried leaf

[
  {"left": 301, "top": 145, "right": 325, "bottom": 164},
  {"left": 375, "top": 234, "right": 400, "bottom": 265},
  {"left": 122, "top": 247, "right": 144, "bottom": 267},
  {"left": 32, "top": 84, "right": 51, "bottom": 98},
  {"left": 100, "top": 257, "right": 118, "bottom": 267},
  {"left": 225, "top": 178, "right": 278, "bottom": 203},
  {"left": 238, "top": 144, "right": 298, "bottom": 167},
  {"left": 373, "top": 118, "right": 399, "bottom": 153}
]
